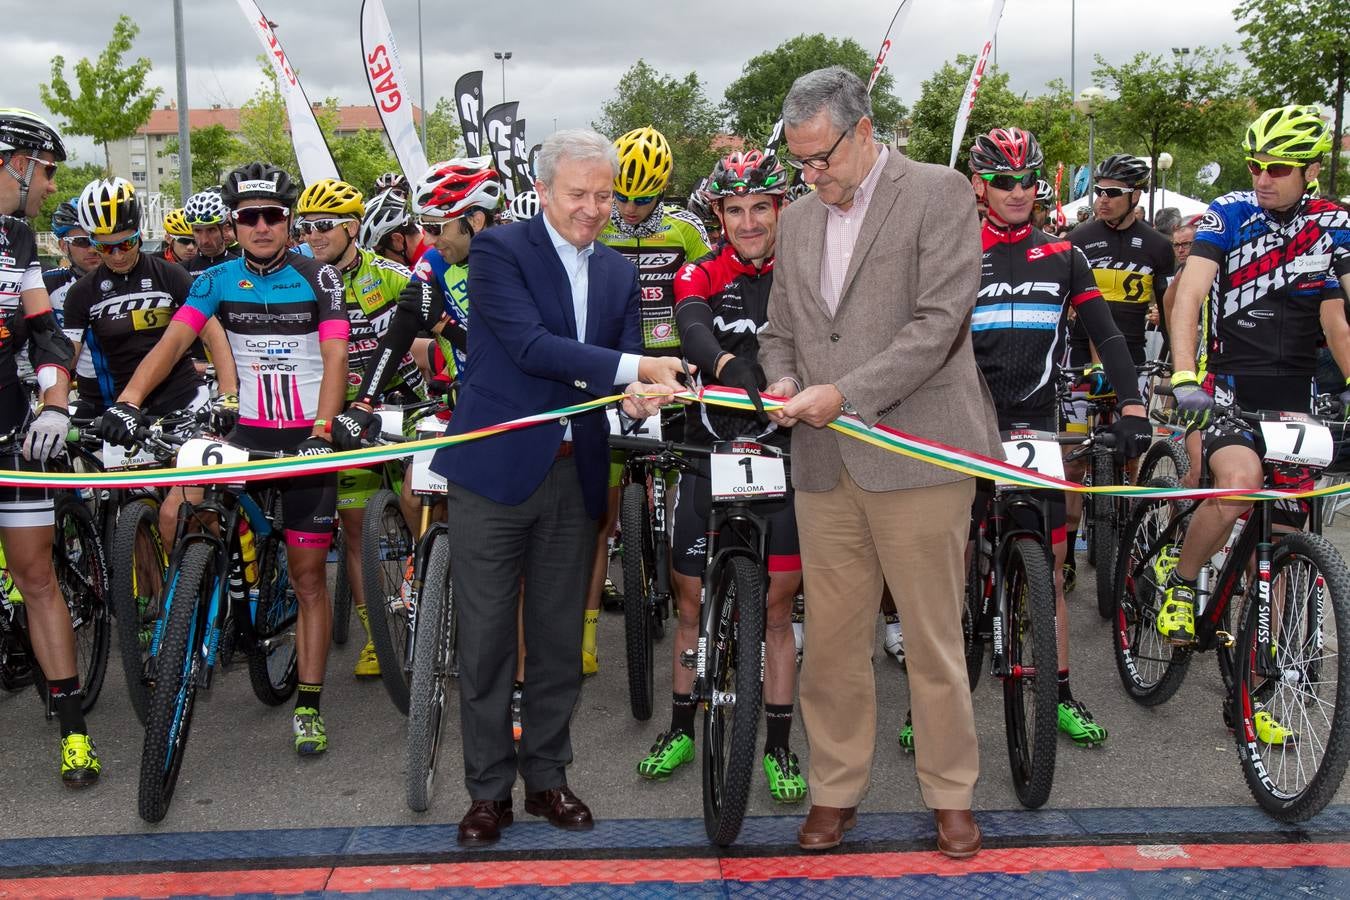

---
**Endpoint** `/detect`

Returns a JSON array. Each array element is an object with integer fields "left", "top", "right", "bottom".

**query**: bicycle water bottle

[
  {"left": 1197, "top": 521, "right": 1243, "bottom": 615},
  {"left": 238, "top": 519, "right": 258, "bottom": 584}
]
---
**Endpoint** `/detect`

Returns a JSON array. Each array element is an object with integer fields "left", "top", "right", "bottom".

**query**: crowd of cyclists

[{"left": 2, "top": 93, "right": 1349, "bottom": 827}]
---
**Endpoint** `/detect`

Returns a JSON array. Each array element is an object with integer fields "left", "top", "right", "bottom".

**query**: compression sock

[
  {"left": 671, "top": 692, "right": 697, "bottom": 738},
  {"left": 582, "top": 610, "right": 600, "bottom": 658},
  {"left": 764, "top": 703, "right": 794, "bottom": 753},
  {"left": 49, "top": 676, "right": 85, "bottom": 738},
  {"left": 355, "top": 603, "right": 372, "bottom": 641},
  {"left": 1058, "top": 670, "right": 1073, "bottom": 703},
  {"left": 297, "top": 682, "right": 323, "bottom": 713}
]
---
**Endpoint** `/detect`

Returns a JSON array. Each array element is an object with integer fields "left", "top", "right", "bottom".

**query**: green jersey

[
  {"left": 599, "top": 207, "right": 711, "bottom": 353},
  {"left": 342, "top": 247, "right": 427, "bottom": 402}
]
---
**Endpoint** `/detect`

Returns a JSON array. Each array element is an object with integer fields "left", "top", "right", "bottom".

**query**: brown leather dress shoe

[
  {"left": 934, "top": 808, "right": 981, "bottom": 859},
  {"left": 457, "top": 799, "right": 513, "bottom": 846},
  {"left": 797, "top": 804, "right": 858, "bottom": 851},
  {"left": 524, "top": 785, "right": 594, "bottom": 830}
]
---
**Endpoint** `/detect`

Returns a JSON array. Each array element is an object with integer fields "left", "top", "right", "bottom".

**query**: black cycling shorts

[
  {"left": 671, "top": 467, "right": 800, "bottom": 578},
  {"left": 0, "top": 386, "right": 53, "bottom": 529},
  {"left": 227, "top": 425, "right": 336, "bottom": 547}
]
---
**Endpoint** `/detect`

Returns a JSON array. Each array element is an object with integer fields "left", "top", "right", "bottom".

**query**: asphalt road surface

[{"left": 3, "top": 520, "right": 1348, "bottom": 839}]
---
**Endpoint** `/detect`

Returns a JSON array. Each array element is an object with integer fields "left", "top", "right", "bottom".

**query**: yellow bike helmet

[
  {"left": 1244, "top": 105, "right": 1333, "bottom": 161},
  {"left": 163, "top": 207, "right": 192, "bottom": 238},
  {"left": 614, "top": 127, "right": 672, "bottom": 197},
  {"left": 296, "top": 178, "right": 366, "bottom": 217}
]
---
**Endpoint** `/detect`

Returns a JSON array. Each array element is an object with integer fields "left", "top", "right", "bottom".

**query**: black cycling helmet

[
  {"left": 0, "top": 107, "right": 67, "bottom": 162},
  {"left": 50, "top": 198, "right": 81, "bottom": 237},
  {"left": 220, "top": 161, "right": 301, "bottom": 210},
  {"left": 1094, "top": 153, "right": 1150, "bottom": 189}
]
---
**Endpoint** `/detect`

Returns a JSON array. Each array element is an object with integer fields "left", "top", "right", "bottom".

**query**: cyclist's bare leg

[
  {"left": 670, "top": 571, "right": 701, "bottom": 696},
  {"left": 287, "top": 540, "right": 332, "bottom": 683},
  {"left": 1176, "top": 445, "right": 1263, "bottom": 581},
  {"left": 158, "top": 485, "right": 202, "bottom": 542},
  {"left": 338, "top": 507, "right": 367, "bottom": 612},
  {"left": 1063, "top": 455, "right": 1087, "bottom": 541},
  {"left": 2, "top": 525, "right": 75, "bottom": 679},
  {"left": 1182, "top": 431, "right": 1203, "bottom": 489},
  {"left": 1053, "top": 537, "right": 1069, "bottom": 670},
  {"left": 585, "top": 484, "right": 621, "bottom": 614},
  {"left": 765, "top": 569, "right": 802, "bottom": 706},
  {"left": 515, "top": 583, "right": 525, "bottom": 683}
]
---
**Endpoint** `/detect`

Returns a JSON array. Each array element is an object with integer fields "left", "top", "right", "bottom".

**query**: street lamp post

[
  {"left": 1155, "top": 151, "right": 1174, "bottom": 222},
  {"left": 493, "top": 50, "right": 512, "bottom": 107},
  {"left": 1074, "top": 86, "right": 1107, "bottom": 197},
  {"left": 418, "top": 0, "right": 427, "bottom": 149}
]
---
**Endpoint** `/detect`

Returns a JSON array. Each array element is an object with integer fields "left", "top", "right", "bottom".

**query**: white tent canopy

[{"left": 1060, "top": 189, "right": 1210, "bottom": 224}]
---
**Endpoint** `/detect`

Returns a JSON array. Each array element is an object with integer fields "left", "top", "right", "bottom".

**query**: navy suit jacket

[{"left": 431, "top": 214, "right": 642, "bottom": 520}]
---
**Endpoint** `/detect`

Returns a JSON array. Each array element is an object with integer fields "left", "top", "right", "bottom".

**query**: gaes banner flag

[
  {"left": 454, "top": 71, "right": 485, "bottom": 158},
  {"left": 948, "top": 0, "right": 1009, "bottom": 169},
  {"left": 767, "top": 0, "right": 913, "bottom": 156},
  {"left": 234, "top": 0, "right": 339, "bottom": 184},
  {"left": 483, "top": 102, "right": 519, "bottom": 200},
  {"left": 359, "top": 0, "right": 429, "bottom": 183},
  {"left": 509, "top": 117, "right": 530, "bottom": 200}
]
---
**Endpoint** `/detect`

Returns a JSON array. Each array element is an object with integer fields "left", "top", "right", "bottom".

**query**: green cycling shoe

[
  {"left": 60, "top": 733, "right": 101, "bottom": 788},
  {"left": 637, "top": 730, "right": 694, "bottom": 780},
  {"left": 1057, "top": 699, "right": 1108, "bottom": 746},
  {"left": 763, "top": 746, "right": 806, "bottom": 803},
  {"left": 898, "top": 710, "right": 914, "bottom": 752},
  {"left": 293, "top": 707, "right": 328, "bottom": 756}
]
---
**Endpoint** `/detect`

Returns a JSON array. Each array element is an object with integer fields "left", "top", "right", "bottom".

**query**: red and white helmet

[{"left": 412, "top": 156, "right": 503, "bottom": 218}]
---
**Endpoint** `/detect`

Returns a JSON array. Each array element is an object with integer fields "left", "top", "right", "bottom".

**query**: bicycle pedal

[{"left": 1215, "top": 631, "right": 1234, "bottom": 648}]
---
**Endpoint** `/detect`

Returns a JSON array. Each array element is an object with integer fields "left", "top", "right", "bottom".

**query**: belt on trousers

[{"left": 555, "top": 441, "right": 574, "bottom": 460}]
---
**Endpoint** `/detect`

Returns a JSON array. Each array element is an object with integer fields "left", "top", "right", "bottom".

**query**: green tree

[
  {"left": 721, "top": 33, "right": 908, "bottom": 142},
  {"left": 163, "top": 124, "right": 241, "bottom": 196},
  {"left": 235, "top": 58, "right": 301, "bottom": 175},
  {"left": 592, "top": 60, "right": 723, "bottom": 199},
  {"left": 36, "top": 159, "right": 107, "bottom": 233},
  {"left": 331, "top": 128, "right": 399, "bottom": 195},
  {"left": 905, "top": 55, "right": 1023, "bottom": 169},
  {"left": 1092, "top": 47, "right": 1246, "bottom": 216},
  {"left": 1234, "top": 0, "right": 1349, "bottom": 197},
  {"left": 1007, "top": 79, "right": 1091, "bottom": 181},
  {"left": 422, "top": 97, "right": 463, "bottom": 165},
  {"left": 38, "top": 14, "right": 163, "bottom": 174}
]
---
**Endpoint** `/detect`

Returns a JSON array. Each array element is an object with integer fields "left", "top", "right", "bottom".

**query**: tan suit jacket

[{"left": 759, "top": 150, "right": 1000, "bottom": 492}]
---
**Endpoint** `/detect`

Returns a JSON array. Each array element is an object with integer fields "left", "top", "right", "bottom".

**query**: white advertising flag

[
  {"left": 948, "top": 0, "right": 1009, "bottom": 169},
  {"left": 360, "top": 0, "right": 429, "bottom": 183}
]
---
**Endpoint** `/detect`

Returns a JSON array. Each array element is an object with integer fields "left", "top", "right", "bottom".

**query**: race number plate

[
  {"left": 176, "top": 438, "right": 248, "bottom": 469},
  {"left": 102, "top": 441, "right": 157, "bottom": 469},
  {"left": 1259, "top": 414, "right": 1333, "bottom": 467},
  {"left": 1000, "top": 429, "right": 1066, "bottom": 479},
  {"left": 410, "top": 419, "right": 448, "bottom": 493},
  {"left": 607, "top": 408, "right": 662, "bottom": 441},
  {"left": 709, "top": 440, "right": 787, "bottom": 502}
]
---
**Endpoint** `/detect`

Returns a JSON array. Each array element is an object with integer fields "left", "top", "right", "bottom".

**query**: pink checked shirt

[{"left": 820, "top": 145, "right": 889, "bottom": 316}]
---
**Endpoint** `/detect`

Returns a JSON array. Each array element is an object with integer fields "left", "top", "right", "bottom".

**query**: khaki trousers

[{"left": 796, "top": 470, "right": 979, "bottom": 810}]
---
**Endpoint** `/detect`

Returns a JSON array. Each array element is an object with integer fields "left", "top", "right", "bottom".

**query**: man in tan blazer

[{"left": 759, "top": 66, "right": 999, "bottom": 859}]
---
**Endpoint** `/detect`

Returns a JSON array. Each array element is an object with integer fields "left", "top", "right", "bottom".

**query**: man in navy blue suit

[{"left": 442, "top": 129, "right": 688, "bottom": 846}]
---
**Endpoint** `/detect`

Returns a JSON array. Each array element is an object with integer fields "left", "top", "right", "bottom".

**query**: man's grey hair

[
  {"left": 782, "top": 66, "right": 873, "bottom": 132},
  {"left": 535, "top": 129, "right": 619, "bottom": 186}
]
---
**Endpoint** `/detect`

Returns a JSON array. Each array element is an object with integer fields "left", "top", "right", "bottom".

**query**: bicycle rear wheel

[
  {"left": 139, "top": 542, "right": 215, "bottom": 823},
  {"left": 621, "top": 481, "right": 656, "bottom": 720},
  {"left": 247, "top": 530, "right": 298, "bottom": 705},
  {"left": 331, "top": 525, "right": 351, "bottom": 645},
  {"left": 1111, "top": 477, "right": 1192, "bottom": 705},
  {"left": 47, "top": 493, "right": 110, "bottom": 714},
  {"left": 1139, "top": 437, "right": 1190, "bottom": 484},
  {"left": 702, "top": 555, "right": 764, "bottom": 847},
  {"left": 110, "top": 499, "right": 166, "bottom": 724},
  {"left": 1093, "top": 448, "right": 1122, "bottom": 618},
  {"left": 1002, "top": 536, "right": 1059, "bottom": 808},
  {"left": 362, "top": 489, "right": 415, "bottom": 714},
  {"left": 1233, "top": 531, "right": 1350, "bottom": 821},
  {"left": 406, "top": 530, "right": 455, "bottom": 812}
]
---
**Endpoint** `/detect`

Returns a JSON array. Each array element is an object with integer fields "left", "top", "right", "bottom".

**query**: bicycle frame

[
  {"left": 692, "top": 502, "right": 771, "bottom": 701},
  {"left": 973, "top": 489, "right": 1054, "bottom": 680}
]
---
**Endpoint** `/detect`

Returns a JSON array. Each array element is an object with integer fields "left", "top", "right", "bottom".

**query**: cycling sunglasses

[
  {"left": 1245, "top": 157, "right": 1307, "bottom": 178},
  {"left": 295, "top": 218, "right": 352, "bottom": 236},
  {"left": 980, "top": 171, "right": 1039, "bottom": 191},
  {"left": 1092, "top": 185, "right": 1135, "bottom": 199},
  {"left": 613, "top": 191, "right": 660, "bottom": 206},
  {"left": 65, "top": 236, "right": 94, "bottom": 248},
  {"left": 91, "top": 232, "right": 141, "bottom": 254},
  {"left": 174, "top": 237, "right": 196, "bottom": 247},
  {"left": 232, "top": 206, "right": 290, "bottom": 228},
  {"left": 418, "top": 216, "right": 468, "bottom": 237}
]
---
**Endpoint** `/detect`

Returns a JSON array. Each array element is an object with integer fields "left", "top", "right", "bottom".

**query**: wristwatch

[{"left": 840, "top": 398, "right": 858, "bottom": 416}]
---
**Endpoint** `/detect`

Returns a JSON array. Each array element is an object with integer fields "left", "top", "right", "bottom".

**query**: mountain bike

[{"left": 1111, "top": 397, "right": 1350, "bottom": 821}]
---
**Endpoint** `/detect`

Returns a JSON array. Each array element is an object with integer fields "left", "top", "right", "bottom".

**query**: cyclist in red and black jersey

[{"left": 633, "top": 149, "right": 808, "bottom": 803}]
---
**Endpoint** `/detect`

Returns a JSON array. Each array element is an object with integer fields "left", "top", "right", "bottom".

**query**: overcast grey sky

[{"left": 6, "top": 0, "right": 1247, "bottom": 163}]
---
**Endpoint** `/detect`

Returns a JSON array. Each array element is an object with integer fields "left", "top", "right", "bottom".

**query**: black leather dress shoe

[
  {"left": 457, "top": 799, "right": 513, "bottom": 846},
  {"left": 523, "top": 785, "right": 594, "bottom": 830}
]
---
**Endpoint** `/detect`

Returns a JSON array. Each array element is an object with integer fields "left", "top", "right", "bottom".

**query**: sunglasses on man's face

[
  {"left": 1092, "top": 185, "right": 1135, "bottom": 199},
  {"left": 174, "top": 237, "right": 196, "bottom": 247},
  {"left": 91, "top": 232, "right": 141, "bottom": 254},
  {"left": 980, "top": 171, "right": 1039, "bottom": 192},
  {"left": 613, "top": 191, "right": 660, "bottom": 206},
  {"left": 232, "top": 206, "right": 290, "bottom": 228},
  {"left": 1245, "top": 157, "right": 1307, "bottom": 178},
  {"left": 418, "top": 216, "right": 465, "bottom": 237},
  {"left": 65, "top": 237, "right": 94, "bottom": 249},
  {"left": 295, "top": 218, "right": 351, "bottom": 236},
  {"left": 23, "top": 155, "right": 58, "bottom": 179}
]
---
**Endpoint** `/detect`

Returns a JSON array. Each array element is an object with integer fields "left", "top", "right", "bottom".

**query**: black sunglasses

[
  {"left": 174, "top": 237, "right": 196, "bottom": 247},
  {"left": 66, "top": 236, "right": 94, "bottom": 248},
  {"left": 233, "top": 206, "right": 290, "bottom": 228}
]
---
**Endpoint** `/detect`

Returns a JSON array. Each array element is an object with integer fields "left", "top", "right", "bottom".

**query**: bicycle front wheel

[
  {"left": 1093, "top": 448, "right": 1122, "bottom": 618},
  {"left": 963, "top": 544, "right": 986, "bottom": 689},
  {"left": 1139, "top": 437, "right": 1190, "bottom": 484},
  {"left": 139, "top": 542, "right": 215, "bottom": 823},
  {"left": 406, "top": 530, "right": 455, "bottom": 812},
  {"left": 1002, "top": 536, "right": 1059, "bottom": 809},
  {"left": 47, "top": 493, "right": 110, "bottom": 714},
  {"left": 702, "top": 555, "right": 764, "bottom": 847},
  {"left": 331, "top": 524, "right": 351, "bottom": 645},
  {"left": 620, "top": 481, "right": 655, "bottom": 720},
  {"left": 110, "top": 499, "right": 166, "bottom": 724},
  {"left": 1112, "top": 476, "right": 1192, "bottom": 705},
  {"left": 362, "top": 489, "right": 415, "bottom": 714},
  {"left": 246, "top": 531, "right": 298, "bottom": 705},
  {"left": 1233, "top": 531, "right": 1350, "bottom": 821}
]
